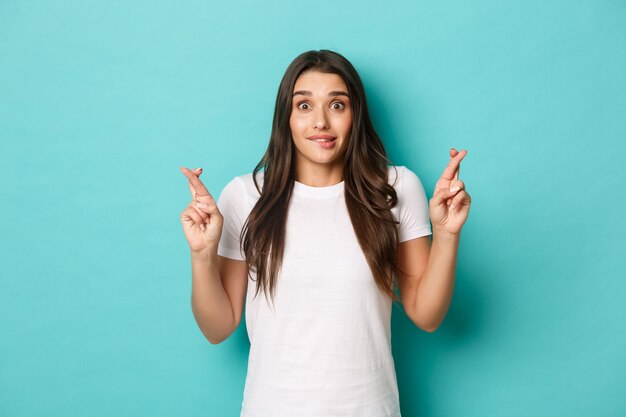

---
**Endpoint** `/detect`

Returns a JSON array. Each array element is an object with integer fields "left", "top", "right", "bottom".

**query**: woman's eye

[
  {"left": 297, "top": 102, "right": 310, "bottom": 110},
  {"left": 331, "top": 102, "right": 345, "bottom": 110}
]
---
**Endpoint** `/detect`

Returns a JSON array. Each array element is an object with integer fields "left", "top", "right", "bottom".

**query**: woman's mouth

[{"left": 307, "top": 136, "right": 337, "bottom": 148}]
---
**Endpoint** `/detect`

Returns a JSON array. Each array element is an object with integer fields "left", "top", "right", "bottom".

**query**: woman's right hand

[{"left": 179, "top": 167, "right": 224, "bottom": 253}]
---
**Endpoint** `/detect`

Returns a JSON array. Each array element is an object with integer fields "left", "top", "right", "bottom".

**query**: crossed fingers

[
  {"left": 179, "top": 166, "right": 216, "bottom": 204},
  {"left": 442, "top": 148, "right": 466, "bottom": 182}
]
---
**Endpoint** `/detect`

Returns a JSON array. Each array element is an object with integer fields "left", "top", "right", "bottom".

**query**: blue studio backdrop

[{"left": 1, "top": 1, "right": 624, "bottom": 416}]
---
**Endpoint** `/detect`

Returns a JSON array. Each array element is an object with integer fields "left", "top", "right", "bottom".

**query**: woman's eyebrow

[{"left": 292, "top": 90, "right": 350, "bottom": 98}]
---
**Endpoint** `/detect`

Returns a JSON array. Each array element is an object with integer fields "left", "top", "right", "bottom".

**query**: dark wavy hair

[{"left": 241, "top": 49, "right": 401, "bottom": 306}]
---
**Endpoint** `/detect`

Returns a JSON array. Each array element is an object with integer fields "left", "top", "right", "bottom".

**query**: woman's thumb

[{"left": 432, "top": 187, "right": 457, "bottom": 206}]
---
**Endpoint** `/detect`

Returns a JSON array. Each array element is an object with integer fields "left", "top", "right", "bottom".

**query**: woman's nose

[{"left": 313, "top": 109, "right": 329, "bottom": 129}]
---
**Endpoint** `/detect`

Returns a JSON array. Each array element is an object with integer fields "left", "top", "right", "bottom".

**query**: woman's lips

[
  {"left": 307, "top": 136, "right": 337, "bottom": 148},
  {"left": 307, "top": 134, "right": 336, "bottom": 140}
]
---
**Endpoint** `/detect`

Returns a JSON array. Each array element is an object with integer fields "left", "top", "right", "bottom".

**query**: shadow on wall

[{"left": 393, "top": 264, "right": 488, "bottom": 417}]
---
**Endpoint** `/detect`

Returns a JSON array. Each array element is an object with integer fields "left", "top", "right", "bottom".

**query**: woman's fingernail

[
  {"left": 196, "top": 202, "right": 208, "bottom": 208},
  {"left": 450, "top": 186, "right": 460, "bottom": 192}
]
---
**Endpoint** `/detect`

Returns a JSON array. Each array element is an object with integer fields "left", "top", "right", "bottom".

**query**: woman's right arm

[
  {"left": 190, "top": 249, "right": 247, "bottom": 345},
  {"left": 180, "top": 167, "right": 248, "bottom": 345}
]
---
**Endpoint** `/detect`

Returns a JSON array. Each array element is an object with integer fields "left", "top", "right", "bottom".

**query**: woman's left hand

[{"left": 429, "top": 148, "right": 472, "bottom": 236}]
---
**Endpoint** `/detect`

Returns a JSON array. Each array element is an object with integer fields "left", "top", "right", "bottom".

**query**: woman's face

[{"left": 289, "top": 70, "right": 353, "bottom": 178}]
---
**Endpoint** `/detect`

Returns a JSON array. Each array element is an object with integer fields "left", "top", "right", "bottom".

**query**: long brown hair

[{"left": 241, "top": 50, "right": 401, "bottom": 306}]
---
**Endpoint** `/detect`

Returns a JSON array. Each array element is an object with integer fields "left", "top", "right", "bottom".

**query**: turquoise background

[{"left": 1, "top": 1, "right": 624, "bottom": 416}]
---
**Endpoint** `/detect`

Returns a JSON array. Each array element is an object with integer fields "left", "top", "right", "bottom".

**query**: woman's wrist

[
  {"left": 191, "top": 246, "right": 219, "bottom": 263},
  {"left": 432, "top": 227, "right": 461, "bottom": 242}
]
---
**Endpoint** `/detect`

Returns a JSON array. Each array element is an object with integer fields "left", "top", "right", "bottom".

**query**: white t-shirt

[{"left": 217, "top": 166, "right": 432, "bottom": 417}]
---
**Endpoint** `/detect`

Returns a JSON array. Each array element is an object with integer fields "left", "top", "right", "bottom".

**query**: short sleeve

[
  {"left": 216, "top": 177, "right": 247, "bottom": 261},
  {"left": 395, "top": 166, "right": 432, "bottom": 242}
]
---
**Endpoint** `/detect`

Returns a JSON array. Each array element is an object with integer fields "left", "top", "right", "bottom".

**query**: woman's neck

[{"left": 294, "top": 163, "right": 344, "bottom": 187}]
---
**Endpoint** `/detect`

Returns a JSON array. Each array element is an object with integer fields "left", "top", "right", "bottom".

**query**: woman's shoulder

[
  {"left": 387, "top": 165, "right": 403, "bottom": 184},
  {"left": 222, "top": 171, "right": 264, "bottom": 197},
  {"left": 387, "top": 165, "right": 409, "bottom": 185},
  {"left": 387, "top": 165, "right": 426, "bottom": 193},
  {"left": 217, "top": 172, "right": 263, "bottom": 214}
]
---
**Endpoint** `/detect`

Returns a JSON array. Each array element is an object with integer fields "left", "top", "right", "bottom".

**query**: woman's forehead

[{"left": 293, "top": 70, "right": 348, "bottom": 93}]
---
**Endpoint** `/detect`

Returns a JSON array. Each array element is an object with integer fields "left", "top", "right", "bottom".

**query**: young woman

[{"left": 180, "top": 50, "right": 471, "bottom": 416}]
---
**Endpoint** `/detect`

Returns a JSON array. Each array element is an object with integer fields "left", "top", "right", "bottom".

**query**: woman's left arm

[{"left": 397, "top": 148, "right": 471, "bottom": 332}]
